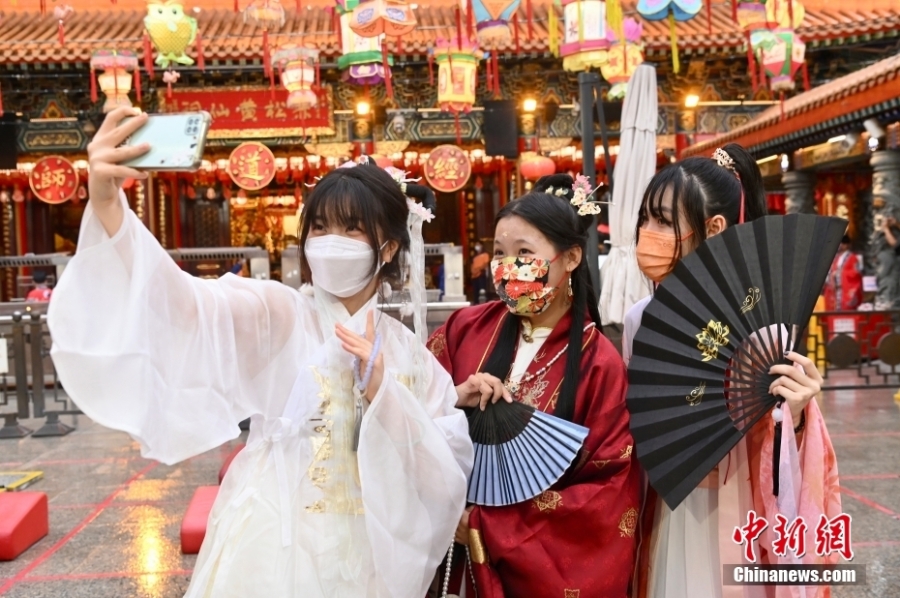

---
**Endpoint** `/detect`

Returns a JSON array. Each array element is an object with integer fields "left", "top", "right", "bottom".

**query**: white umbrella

[{"left": 599, "top": 64, "right": 657, "bottom": 326}]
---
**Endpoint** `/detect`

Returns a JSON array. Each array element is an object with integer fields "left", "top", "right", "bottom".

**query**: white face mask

[{"left": 305, "top": 235, "right": 383, "bottom": 298}]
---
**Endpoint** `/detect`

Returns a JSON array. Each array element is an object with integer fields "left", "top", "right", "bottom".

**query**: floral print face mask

[{"left": 490, "top": 255, "right": 564, "bottom": 316}]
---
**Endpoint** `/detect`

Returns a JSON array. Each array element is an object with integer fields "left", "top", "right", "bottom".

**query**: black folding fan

[
  {"left": 466, "top": 400, "right": 589, "bottom": 506},
  {"left": 627, "top": 214, "right": 846, "bottom": 510}
]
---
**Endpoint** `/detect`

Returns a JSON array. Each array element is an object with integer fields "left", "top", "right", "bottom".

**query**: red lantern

[{"left": 519, "top": 155, "right": 555, "bottom": 181}]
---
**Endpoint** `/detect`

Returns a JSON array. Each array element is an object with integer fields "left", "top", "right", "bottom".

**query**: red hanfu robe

[{"left": 427, "top": 301, "right": 641, "bottom": 598}]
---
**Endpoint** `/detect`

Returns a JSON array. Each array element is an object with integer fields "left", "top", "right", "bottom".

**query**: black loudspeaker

[
  {"left": 483, "top": 100, "right": 519, "bottom": 158},
  {"left": 0, "top": 122, "right": 17, "bottom": 170}
]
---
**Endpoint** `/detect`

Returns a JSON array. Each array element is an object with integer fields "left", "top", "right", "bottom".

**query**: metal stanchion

[{"left": 0, "top": 312, "right": 32, "bottom": 438}]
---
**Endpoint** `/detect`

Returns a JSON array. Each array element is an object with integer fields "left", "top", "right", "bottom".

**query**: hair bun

[{"left": 534, "top": 174, "right": 575, "bottom": 197}]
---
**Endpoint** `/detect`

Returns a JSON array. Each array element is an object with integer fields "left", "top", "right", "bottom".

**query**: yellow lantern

[
  {"left": 434, "top": 38, "right": 483, "bottom": 113},
  {"left": 90, "top": 50, "right": 139, "bottom": 112},
  {"left": 273, "top": 45, "right": 320, "bottom": 110},
  {"left": 560, "top": 0, "right": 610, "bottom": 72}
]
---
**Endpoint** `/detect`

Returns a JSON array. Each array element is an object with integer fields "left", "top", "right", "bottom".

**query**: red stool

[
  {"left": 0, "top": 492, "right": 49, "bottom": 561},
  {"left": 180, "top": 486, "right": 219, "bottom": 555},
  {"left": 218, "top": 443, "right": 245, "bottom": 485}
]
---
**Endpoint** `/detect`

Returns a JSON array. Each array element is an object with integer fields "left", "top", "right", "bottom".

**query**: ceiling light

[{"left": 684, "top": 94, "right": 700, "bottom": 108}]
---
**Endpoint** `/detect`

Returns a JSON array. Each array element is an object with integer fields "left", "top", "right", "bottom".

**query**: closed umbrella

[{"left": 600, "top": 64, "right": 656, "bottom": 325}]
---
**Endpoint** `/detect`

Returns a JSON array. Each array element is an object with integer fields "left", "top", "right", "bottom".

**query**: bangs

[{"left": 304, "top": 174, "right": 377, "bottom": 232}]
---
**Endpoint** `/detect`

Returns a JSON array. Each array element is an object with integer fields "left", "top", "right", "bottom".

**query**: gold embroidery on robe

[
  {"left": 620, "top": 445, "right": 633, "bottom": 459},
  {"left": 393, "top": 373, "right": 415, "bottom": 392},
  {"left": 591, "top": 459, "right": 610, "bottom": 470},
  {"left": 307, "top": 366, "right": 364, "bottom": 515},
  {"left": 533, "top": 490, "right": 563, "bottom": 512},
  {"left": 468, "top": 529, "right": 487, "bottom": 564},
  {"left": 564, "top": 591, "right": 581, "bottom": 598},
  {"left": 519, "top": 371, "right": 550, "bottom": 409},
  {"left": 428, "top": 330, "right": 446, "bottom": 357},
  {"left": 619, "top": 507, "right": 638, "bottom": 538}
]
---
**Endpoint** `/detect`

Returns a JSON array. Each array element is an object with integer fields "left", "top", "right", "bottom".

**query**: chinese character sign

[
  {"left": 228, "top": 142, "right": 276, "bottom": 191},
  {"left": 424, "top": 145, "right": 471, "bottom": 193},
  {"left": 29, "top": 157, "right": 78, "bottom": 204},
  {"left": 160, "top": 87, "right": 335, "bottom": 138}
]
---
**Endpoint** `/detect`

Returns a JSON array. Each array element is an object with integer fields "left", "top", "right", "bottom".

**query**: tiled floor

[{"left": 0, "top": 384, "right": 898, "bottom": 597}]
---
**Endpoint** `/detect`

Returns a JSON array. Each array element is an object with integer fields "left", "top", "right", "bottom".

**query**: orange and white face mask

[{"left": 635, "top": 228, "right": 695, "bottom": 283}]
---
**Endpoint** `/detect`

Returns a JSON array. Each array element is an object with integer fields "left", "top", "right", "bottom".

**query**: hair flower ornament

[{"left": 547, "top": 173, "right": 610, "bottom": 216}]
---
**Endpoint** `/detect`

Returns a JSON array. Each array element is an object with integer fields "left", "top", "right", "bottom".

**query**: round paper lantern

[
  {"left": 434, "top": 38, "right": 482, "bottom": 113},
  {"left": 601, "top": 18, "right": 644, "bottom": 99},
  {"left": 90, "top": 50, "right": 139, "bottom": 112},
  {"left": 560, "top": 0, "right": 610, "bottom": 72},
  {"left": 349, "top": 0, "right": 417, "bottom": 38},
  {"left": 520, "top": 155, "right": 556, "bottom": 181},
  {"left": 273, "top": 45, "right": 319, "bottom": 110}
]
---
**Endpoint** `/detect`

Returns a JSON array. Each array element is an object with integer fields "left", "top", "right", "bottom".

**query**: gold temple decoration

[
  {"left": 741, "top": 287, "right": 761, "bottom": 314},
  {"left": 620, "top": 444, "right": 633, "bottom": 459},
  {"left": 686, "top": 382, "right": 706, "bottom": 407},
  {"left": 696, "top": 320, "right": 730, "bottom": 362}
]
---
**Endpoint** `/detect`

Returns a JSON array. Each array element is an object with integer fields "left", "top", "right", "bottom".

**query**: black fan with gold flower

[{"left": 626, "top": 214, "right": 846, "bottom": 510}]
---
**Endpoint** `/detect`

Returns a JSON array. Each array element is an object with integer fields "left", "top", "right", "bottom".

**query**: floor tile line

[
  {"left": 19, "top": 569, "right": 194, "bottom": 583},
  {"left": 840, "top": 486, "right": 900, "bottom": 519},
  {"left": 0, "top": 461, "right": 160, "bottom": 596},
  {"left": 49, "top": 499, "right": 191, "bottom": 510}
]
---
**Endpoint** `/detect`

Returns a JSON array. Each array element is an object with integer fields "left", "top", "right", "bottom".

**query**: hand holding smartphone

[{"left": 120, "top": 111, "right": 212, "bottom": 172}]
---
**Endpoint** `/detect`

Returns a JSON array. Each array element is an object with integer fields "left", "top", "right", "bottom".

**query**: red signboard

[
  {"left": 423, "top": 145, "right": 471, "bottom": 193},
  {"left": 228, "top": 142, "right": 276, "bottom": 191},
  {"left": 29, "top": 156, "right": 78, "bottom": 204},
  {"left": 159, "top": 86, "right": 335, "bottom": 139}
]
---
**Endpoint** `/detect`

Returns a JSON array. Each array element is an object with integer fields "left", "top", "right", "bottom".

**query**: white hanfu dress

[{"left": 47, "top": 196, "right": 474, "bottom": 598}]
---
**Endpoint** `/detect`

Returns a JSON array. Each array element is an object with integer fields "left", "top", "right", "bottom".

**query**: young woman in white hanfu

[{"left": 47, "top": 107, "right": 474, "bottom": 598}]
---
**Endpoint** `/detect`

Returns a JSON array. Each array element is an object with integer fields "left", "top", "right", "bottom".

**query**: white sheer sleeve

[
  {"left": 357, "top": 346, "right": 473, "bottom": 598},
  {"left": 622, "top": 294, "right": 652, "bottom": 366},
  {"left": 48, "top": 195, "right": 307, "bottom": 465}
]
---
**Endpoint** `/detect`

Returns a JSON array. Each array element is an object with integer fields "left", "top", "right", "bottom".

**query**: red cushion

[
  {"left": 180, "top": 486, "right": 219, "bottom": 555},
  {"left": 0, "top": 492, "right": 49, "bottom": 561},
  {"left": 218, "top": 443, "right": 245, "bottom": 485}
]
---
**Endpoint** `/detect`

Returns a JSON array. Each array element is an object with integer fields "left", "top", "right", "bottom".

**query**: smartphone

[{"left": 121, "top": 112, "right": 212, "bottom": 171}]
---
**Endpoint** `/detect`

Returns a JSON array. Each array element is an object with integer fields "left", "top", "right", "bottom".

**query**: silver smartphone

[{"left": 121, "top": 111, "right": 212, "bottom": 171}]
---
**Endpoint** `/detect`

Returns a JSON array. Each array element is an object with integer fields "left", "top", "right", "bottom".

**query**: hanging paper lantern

[
  {"left": 349, "top": 0, "right": 417, "bottom": 38},
  {"left": 53, "top": 4, "right": 74, "bottom": 46},
  {"left": 601, "top": 18, "right": 644, "bottom": 99},
  {"left": 766, "top": 0, "right": 804, "bottom": 29},
  {"left": 560, "top": 0, "right": 610, "bottom": 72},
  {"left": 463, "top": 0, "right": 522, "bottom": 48},
  {"left": 338, "top": 3, "right": 393, "bottom": 86},
  {"left": 636, "top": 0, "right": 701, "bottom": 74},
  {"left": 753, "top": 28, "right": 806, "bottom": 92},
  {"left": 434, "top": 37, "right": 482, "bottom": 112},
  {"left": 520, "top": 154, "right": 556, "bottom": 181},
  {"left": 144, "top": 0, "right": 198, "bottom": 69},
  {"left": 273, "top": 45, "right": 320, "bottom": 110},
  {"left": 243, "top": 0, "right": 286, "bottom": 89},
  {"left": 90, "top": 50, "right": 139, "bottom": 112}
]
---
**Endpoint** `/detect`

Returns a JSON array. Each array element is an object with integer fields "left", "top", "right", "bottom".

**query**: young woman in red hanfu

[
  {"left": 624, "top": 144, "right": 840, "bottom": 598},
  {"left": 428, "top": 174, "right": 642, "bottom": 598}
]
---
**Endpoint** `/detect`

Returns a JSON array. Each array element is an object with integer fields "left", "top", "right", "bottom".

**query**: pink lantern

[
  {"left": 90, "top": 50, "right": 139, "bottom": 112},
  {"left": 273, "top": 45, "right": 320, "bottom": 110}
]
